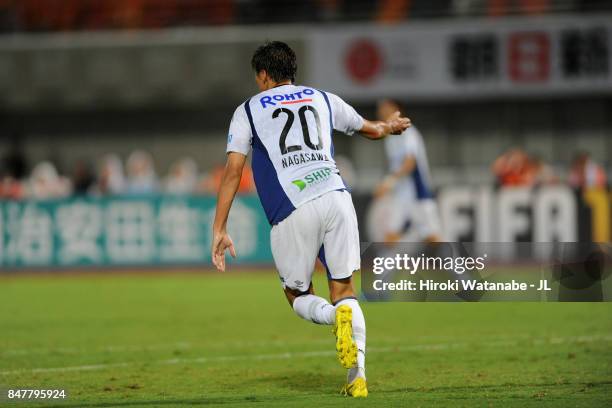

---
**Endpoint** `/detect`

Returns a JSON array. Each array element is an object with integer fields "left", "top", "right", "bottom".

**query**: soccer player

[
  {"left": 211, "top": 41, "right": 410, "bottom": 398},
  {"left": 374, "top": 99, "right": 442, "bottom": 243}
]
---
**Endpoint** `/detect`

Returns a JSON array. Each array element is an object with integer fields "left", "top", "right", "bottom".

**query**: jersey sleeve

[
  {"left": 226, "top": 104, "right": 252, "bottom": 155},
  {"left": 326, "top": 92, "right": 364, "bottom": 136}
]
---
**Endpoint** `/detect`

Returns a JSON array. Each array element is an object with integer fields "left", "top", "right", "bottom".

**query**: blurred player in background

[
  {"left": 211, "top": 41, "right": 410, "bottom": 398},
  {"left": 374, "top": 99, "right": 442, "bottom": 243}
]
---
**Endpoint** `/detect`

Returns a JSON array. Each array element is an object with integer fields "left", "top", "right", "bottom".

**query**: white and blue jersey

[
  {"left": 227, "top": 84, "right": 364, "bottom": 225},
  {"left": 384, "top": 126, "right": 433, "bottom": 202}
]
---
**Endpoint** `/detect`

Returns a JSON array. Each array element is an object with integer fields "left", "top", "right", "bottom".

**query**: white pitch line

[
  {"left": 1, "top": 334, "right": 611, "bottom": 376},
  {"left": 1, "top": 338, "right": 345, "bottom": 357},
  {"left": 0, "top": 332, "right": 552, "bottom": 358},
  {"left": 1, "top": 342, "right": 194, "bottom": 357}
]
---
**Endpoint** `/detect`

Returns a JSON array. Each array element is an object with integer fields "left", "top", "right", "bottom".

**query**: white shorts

[
  {"left": 367, "top": 195, "right": 442, "bottom": 242},
  {"left": 270, "top": 190, "right": 361, "bottom": 291},
  {"left": 404, "top": 199, "right": 442, "bottom": 241}
]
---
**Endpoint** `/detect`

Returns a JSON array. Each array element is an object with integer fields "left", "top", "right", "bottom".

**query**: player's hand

[
  {"left": 387, "top": 111, "right": 411, "bottom": 135},
  {"left": 211, "top": 230, "right": 236, "bottom": 272},
  {"left": 374, "top": 182, "right": 391, "bottom": 198},
  {"left": 374, "top": 175, "right": 395, "bottom": 198}
]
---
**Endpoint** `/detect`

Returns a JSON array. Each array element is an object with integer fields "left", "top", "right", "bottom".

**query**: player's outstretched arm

[
  {"left": 374, "top": 156, "right": 417, "bottom": 198},
  {"left": 211, "top": 152, "right": 247, "bottom": 272},
  {"left": 359, "top": 111, "right": 411, "bottom": 140}
]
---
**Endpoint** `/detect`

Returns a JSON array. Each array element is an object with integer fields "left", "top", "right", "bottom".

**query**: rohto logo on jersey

[
  {"left": 260, "top": 88, "right": 316, "bottom": 108},
  {"left": 292, "top": 168, "right": 334, "bottom": 192}
]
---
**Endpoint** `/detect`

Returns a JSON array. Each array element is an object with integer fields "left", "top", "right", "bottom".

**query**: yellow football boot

[
  {"left": 341, "top": 377, "right": 368, "bottom": 398},
  {"left": 333, "top": 305, "right": 357, "bottom": 369}
]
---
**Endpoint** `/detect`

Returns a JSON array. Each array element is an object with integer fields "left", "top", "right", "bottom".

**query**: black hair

[{"left": 251, "top": 41, "right": 297, "bottom": 83}]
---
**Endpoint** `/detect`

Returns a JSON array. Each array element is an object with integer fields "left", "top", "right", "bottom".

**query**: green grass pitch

[{"left": 1, "top": 270, "right": 611, "bottom": 407}]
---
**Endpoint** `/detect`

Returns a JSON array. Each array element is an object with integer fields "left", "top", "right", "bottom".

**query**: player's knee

[
  {"left": 284, "top": 285, "right": 313, "bottom": 307},
  {"left": 425, "top": 234, "right": 442, "bottom": 243}
]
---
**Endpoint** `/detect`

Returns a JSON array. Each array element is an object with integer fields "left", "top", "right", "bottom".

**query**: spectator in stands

[
  {"left": 569, "top": 152, "right": 607, "bottom": 189},
  {"left": 125, "top": 150, "right": 158, "bottom": 195},
  {"left": 529, "top": 155, "right": 558, "bottom": 186},
  {"left": 200, "top": 163, "right": 255, "bottom": 194},
  {"left": 488, "top": 0, "right": 550, "bottom": 17},
  {"left": 0, "top": 173, "right": 24, "bottom": 200},
  {"left": 377, "top": 0, "right": 411, "bottom": 23},
  {"left": 71, "top": 159, "right": 96, "bottom": 196},
  {"left": 26, "top": 161, "right": 71, "bottom": 199},
  {"left": 492, "top": 148, "right": 559, "bottom": 187},
  {"left": 164, "top": 157, "right": 198, "bottom": 194},
  {"left": 93, "top": 154, "right": 125, "bottom": 196},
  {"left": 492, "top": 148, "right": 532, "bottom": 187},
  {"left": 113, "top": 0, "right": 145, "bottom": 29}
]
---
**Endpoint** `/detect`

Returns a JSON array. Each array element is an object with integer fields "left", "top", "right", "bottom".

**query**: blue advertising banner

[{"left": 0, "top": 195, "right": 272, "bottom": 268}]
